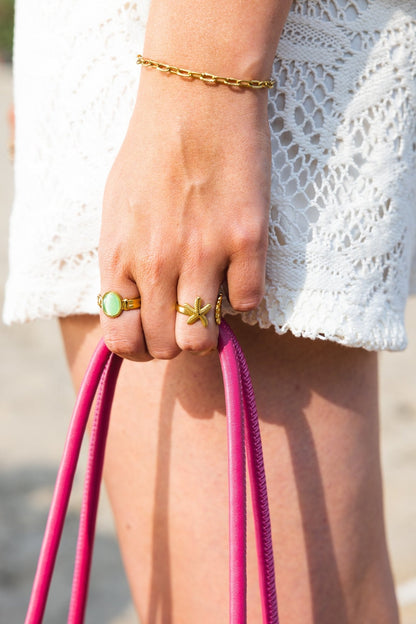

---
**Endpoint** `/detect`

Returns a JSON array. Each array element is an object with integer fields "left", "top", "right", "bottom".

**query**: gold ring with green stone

[{"left": 97, "top": 291, "right": 141, "bottom": 318}]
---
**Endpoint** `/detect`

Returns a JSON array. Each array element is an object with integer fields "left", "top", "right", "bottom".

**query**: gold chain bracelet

[{"left": 136, "top": 54, "right": 275, "bottom": 89}]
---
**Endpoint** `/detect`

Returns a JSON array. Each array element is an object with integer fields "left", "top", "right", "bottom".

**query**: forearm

[{"left": 143, "top": 0, "right": 292, "bottom": 80}]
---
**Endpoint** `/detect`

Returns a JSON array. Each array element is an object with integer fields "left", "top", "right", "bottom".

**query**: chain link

[{"left": 136, "top": 55, "right": 275, "bottom": 89}]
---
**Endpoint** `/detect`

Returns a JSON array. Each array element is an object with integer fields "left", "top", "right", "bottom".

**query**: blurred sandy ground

[{"left": 0, "top": 61, "right": 415, "bottom": 623}]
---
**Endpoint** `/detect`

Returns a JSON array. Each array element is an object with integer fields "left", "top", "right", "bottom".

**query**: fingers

[
  {"left": 99, "top": 241, "right": 266, "bottom": 361},
  {"left": 175, "top": 272, "right": 221, "bottom": 354},
  {"left": 226, "top": 241, "right": 267, "bottom": 312},
  {"left": 138, "top": 260, "right": 182, "bottom": 361},
  {"left": 99, "top": 279, "right": 152, "bottom": 362}
]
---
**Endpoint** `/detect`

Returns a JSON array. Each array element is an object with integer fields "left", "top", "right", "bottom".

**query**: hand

[{"left": 99, "top": 72, "right": 271, "bottom": 360}]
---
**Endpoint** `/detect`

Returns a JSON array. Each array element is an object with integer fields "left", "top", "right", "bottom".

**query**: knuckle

[
  {"left": 99, "top": 245, "right": 128, "bottom": 277},
  {"left": 177, "top": 333, "right": 218, "bottom": 353},
  {"left": 230, "top": 220, "right": 266, "bottom": 252},
  {"left": 137, "top": 252, "right": 168, "bottom": 285},
  {"left": 103, "top": 327, "right": 143, "bottom": 360},
  {"left": 149, "top": 344, "right": 181, "bottom": 360},
  {"left": 230, "top": 287, "right": 264, "bottom": 312},
  {"left": 185, "top": 241, "right": 216, "bottom": 266},
  {"left": 104, "top": 337, "right": 135, "bottom": 359}
]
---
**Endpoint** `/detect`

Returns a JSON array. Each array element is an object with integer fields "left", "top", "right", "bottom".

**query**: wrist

[
  {"left": 134, "top": 67, "right": 270, "bottom": 130},
  {"left": 141, "top": 46, "right": 276, "bottom": 86},
  {"left": 128, "top": 70, "right": 271, "bottom": 183},
  {"left": 137, "top": 55, "right": 275, "bottom": 90},
  {"left": 142, "top": 1, "right": 292, "bottom": 80}
]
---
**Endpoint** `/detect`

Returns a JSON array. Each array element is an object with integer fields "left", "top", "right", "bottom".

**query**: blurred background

[
  {"left": 0, "top": 2, "right": 415, "bottom": 623},
  {"left": 0, "top": 0, "right": 13, "bottom": 62},
  {"left": 0, "top": 3, "right": 137, "bottom": 621}
]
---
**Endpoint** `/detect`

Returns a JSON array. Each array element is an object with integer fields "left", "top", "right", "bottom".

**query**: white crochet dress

[{"left": 4, "top": 0, "right": 416, "bottom": 351}]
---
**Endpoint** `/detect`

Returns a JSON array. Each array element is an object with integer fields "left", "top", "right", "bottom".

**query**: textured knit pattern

[{"left": 4, "top": 0, "right": 416, "bottom": 351}]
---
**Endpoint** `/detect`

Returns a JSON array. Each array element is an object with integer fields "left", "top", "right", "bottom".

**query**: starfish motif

[{"left": 181, "top": 297, "right": 212, "bottom": 327}]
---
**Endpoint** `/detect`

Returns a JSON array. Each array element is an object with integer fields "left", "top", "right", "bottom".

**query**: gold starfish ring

[{"left": 176, "top": 297, "right": 212, "bottom": 328}]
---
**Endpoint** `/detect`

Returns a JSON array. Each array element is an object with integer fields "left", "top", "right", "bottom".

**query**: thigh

[{"left": 60, "top": 314, "right": 398, "bottom": 624}]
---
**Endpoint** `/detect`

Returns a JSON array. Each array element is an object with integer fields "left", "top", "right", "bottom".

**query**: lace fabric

[{"left": 4, "top": 0, "right": 416, "bottom": 350}]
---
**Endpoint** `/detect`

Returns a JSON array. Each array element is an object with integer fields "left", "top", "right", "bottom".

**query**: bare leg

[{"left": 60, "top": 314, "right": 399, "bottom": 624}]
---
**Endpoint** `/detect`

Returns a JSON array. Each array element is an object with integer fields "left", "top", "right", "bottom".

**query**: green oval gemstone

[{"left": 102, "top": 291, "right": 122, "bottom": 318}]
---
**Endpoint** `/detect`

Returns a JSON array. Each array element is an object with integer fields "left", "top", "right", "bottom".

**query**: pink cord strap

[
  {"left": 24, "top": 341, "right": 122, "bottom": 624},
  {"left": 218, "top": 322, "right": 278, "bottom": 624},
  {"left": 25, "top": 323, "right": 277, "bottom": 623},
  {"left": 68, "top": 351, "right": 122, "bottom": 623}
]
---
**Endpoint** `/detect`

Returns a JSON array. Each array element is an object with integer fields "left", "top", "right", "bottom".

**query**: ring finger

[
  {"left": 175, "top": 272, "right": 223, "bottom": 354},
  {"left": 99, "top": 279, "right": 152, "bottom": 362}
]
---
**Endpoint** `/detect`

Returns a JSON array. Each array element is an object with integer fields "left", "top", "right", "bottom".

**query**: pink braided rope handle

[
  {"left": 24, "top": 321, "right": 278, "bottom": 624},
  {"left": 218, "top": 322, "right": 278, "bottom": 624}
]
